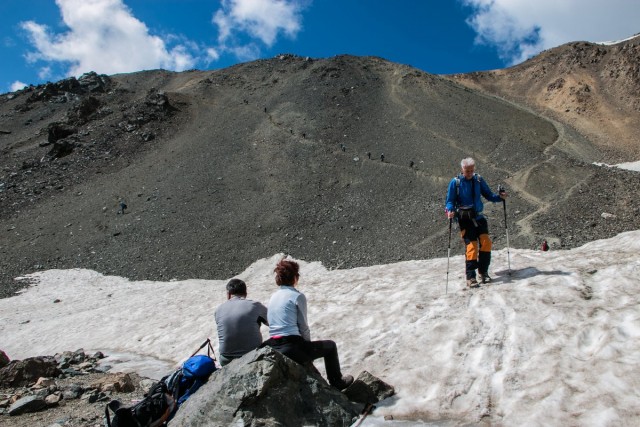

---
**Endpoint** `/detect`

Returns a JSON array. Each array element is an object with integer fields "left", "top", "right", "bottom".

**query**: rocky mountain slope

[
  {"left": 451, "top": 35, "right": 640, "bottom": 163},
  {"left": 1, "top": 51, "right": 639, "bottom": 296}
]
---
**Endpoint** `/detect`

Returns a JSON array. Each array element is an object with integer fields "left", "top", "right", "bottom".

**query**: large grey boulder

[
  {"left": 344, "top": 370, "right": 395, "bottom": 405},
  {"left": 169, "top": 347, "right": 360, "bottom": 427}
]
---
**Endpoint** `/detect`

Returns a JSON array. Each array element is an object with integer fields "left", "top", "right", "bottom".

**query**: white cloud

[
  {"left": 229, "top": 43, "right": 262, "bottom": 62},
  {"left": 10, "top": 81, "right": 28, "bottom": 92},
  {"left": 21, "top": 0, "right": 198, "bottom": 78},
  {"left": 462, "top": 0, "right": 640, "bottom": 65},
  {"left": 18, "top": 0, "right": 306, "bottom": 80},
  {"left": 213, "top": 0, "right": 304, "bottom": 48},
  {"left": 37, "top": 66, "right": 53, "bottom": 80},
  {"left": 206, "top": 47, "right": 221, "bottom": 62}
]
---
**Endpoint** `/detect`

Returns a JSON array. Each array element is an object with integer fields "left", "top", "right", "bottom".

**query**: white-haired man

[{"left": 445, "top": 158, "right": 507, "bottom": 288}]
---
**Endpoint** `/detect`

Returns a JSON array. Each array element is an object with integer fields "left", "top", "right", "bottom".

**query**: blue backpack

[{"left": 164, "top": 354, "right": 217, "bottom": 407}]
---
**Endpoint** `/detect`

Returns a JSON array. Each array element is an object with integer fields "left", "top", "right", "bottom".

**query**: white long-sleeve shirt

[{"left": 267, "top": 285, "right": 311, "bottom": 341}]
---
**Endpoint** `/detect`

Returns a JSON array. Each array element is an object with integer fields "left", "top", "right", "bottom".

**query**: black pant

[{"left": 264, "top": 336, "right": 344, "bottom": 386}]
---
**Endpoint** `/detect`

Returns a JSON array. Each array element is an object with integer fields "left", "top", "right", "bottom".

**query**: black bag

[
  {"left": 457, "top": 206, "right": 476, "bottom": 220},
  {"left": 105, "top": 381, "right": 175, "bottom": 427}
]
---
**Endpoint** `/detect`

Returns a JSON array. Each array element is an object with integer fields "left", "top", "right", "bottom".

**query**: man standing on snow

[
  {"left": 445, "top": 157, "right": 507, "bottom": 288},
  {"left": 215, "top": 279, "right": 268, "bottom": 366}
]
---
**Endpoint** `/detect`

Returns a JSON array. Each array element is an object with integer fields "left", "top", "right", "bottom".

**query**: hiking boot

[
  {"left": 466, "top": 278, "right": 479, "bottom": 288},
  {"left": 479, "top": 273, "right": 492, "bottom": 284},
  {"left": 334, "top": 374, "right": 354, "bottom": 390}
]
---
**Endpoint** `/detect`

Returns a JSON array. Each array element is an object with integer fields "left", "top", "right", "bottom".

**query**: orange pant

[{"left": 459, "top": 217, "right": 492, "bottom": 279}]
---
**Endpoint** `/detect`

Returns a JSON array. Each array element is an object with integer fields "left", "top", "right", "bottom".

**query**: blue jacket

[{"left": 445, "top": 174, "right": 502, "bottom": 219}]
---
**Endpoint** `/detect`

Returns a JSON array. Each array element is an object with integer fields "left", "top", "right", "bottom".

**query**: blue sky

[{"left": 1, "top": 0, "right": 639, "bottom": 93}]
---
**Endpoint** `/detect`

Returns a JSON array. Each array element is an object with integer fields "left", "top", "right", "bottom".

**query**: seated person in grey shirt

[{"left": 215, "top": 279, "right": 268, "bottom": 366}]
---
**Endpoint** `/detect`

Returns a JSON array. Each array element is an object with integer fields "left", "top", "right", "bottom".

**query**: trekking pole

[
  {"left": 206, "top": 339, "right": 218, "bottom": 362},
  {"left": 191, "top": 338, "right": 212, "bottom": 357},
  {"left": 446, "top": 217, "right": 452, "bottom": 294},
  {"left": 191, "top": 338, "right": 219, "bottom": 363},
  {"left": 354, "top": 403, "right": 375, "bottom": 427},
  {"left": 498, "top": 185, "right": 511, "bottom": 275}
]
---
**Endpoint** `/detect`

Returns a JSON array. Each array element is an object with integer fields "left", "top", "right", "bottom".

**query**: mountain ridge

[{"left": 450, "top": 36, "right": 640, "bottom": 162}]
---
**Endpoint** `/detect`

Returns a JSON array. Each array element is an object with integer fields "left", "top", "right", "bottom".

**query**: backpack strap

[
  {"left": 455, "top": 173, "right": 481, "bottom": 208},
  {"left": 105, "top": 404, "right": 112, "bottom": 427},
  {"left": 163, "top": 369, "right": 183, "bottom": 400},
  {"left": 104, "top": 400, "right": 122, "bottom": 427},
  {"left": 472, "top": 173, "right": 477, "bottom": 202}
]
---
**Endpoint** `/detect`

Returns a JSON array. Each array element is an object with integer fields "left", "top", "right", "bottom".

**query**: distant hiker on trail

[
  {"left": 380, "top": 153, "right": 385, "bottom": 162},
  {"left": 541, "top": 240, "right": 549, "bottom": 251},
  {"left": 367, "top": 152, "right": 371, "bottom": 159},
  {"left": 215, "top": 279, "right": 268, "bottom": 366},
  {"left": 445, "top": 157, "right": 507, "bottom": 288},
  {"left": 118, "top": 200, "right": 127, "bottom": 215},
  {"left": 262, "top": 258, "right": 354, "bottom": 391}
]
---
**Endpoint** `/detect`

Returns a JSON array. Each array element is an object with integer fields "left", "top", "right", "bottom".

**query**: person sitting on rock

[
  {"left": 263, "top": 258, "right": 354, "bottom": 390},
  {"left": 215, "top": 279, "right": 268, "bottom": 366}
]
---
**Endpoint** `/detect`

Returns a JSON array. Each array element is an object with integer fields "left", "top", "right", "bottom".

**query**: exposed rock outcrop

[
  {"left": 0, "top": 350, "right": 140, "bottom": 422},
  {"left": 0, "top": 357, "right": 60, "bottom": 388},
  {"left": 344, "top": 370, "right": 395, "bottom": 405},
  {"left": 170, "top": 347, "right": 361, "bottom": 427}
]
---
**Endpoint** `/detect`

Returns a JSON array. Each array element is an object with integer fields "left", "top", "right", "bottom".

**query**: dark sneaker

[
  {"left": 336, "top": 374, "right": 354, "bottom": 390},
  {"left": 466, "top": 278, "right": 479, "bottom": 288},
  {"left": 479, "top": 273, "right": 492, "bottom": 284}
]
